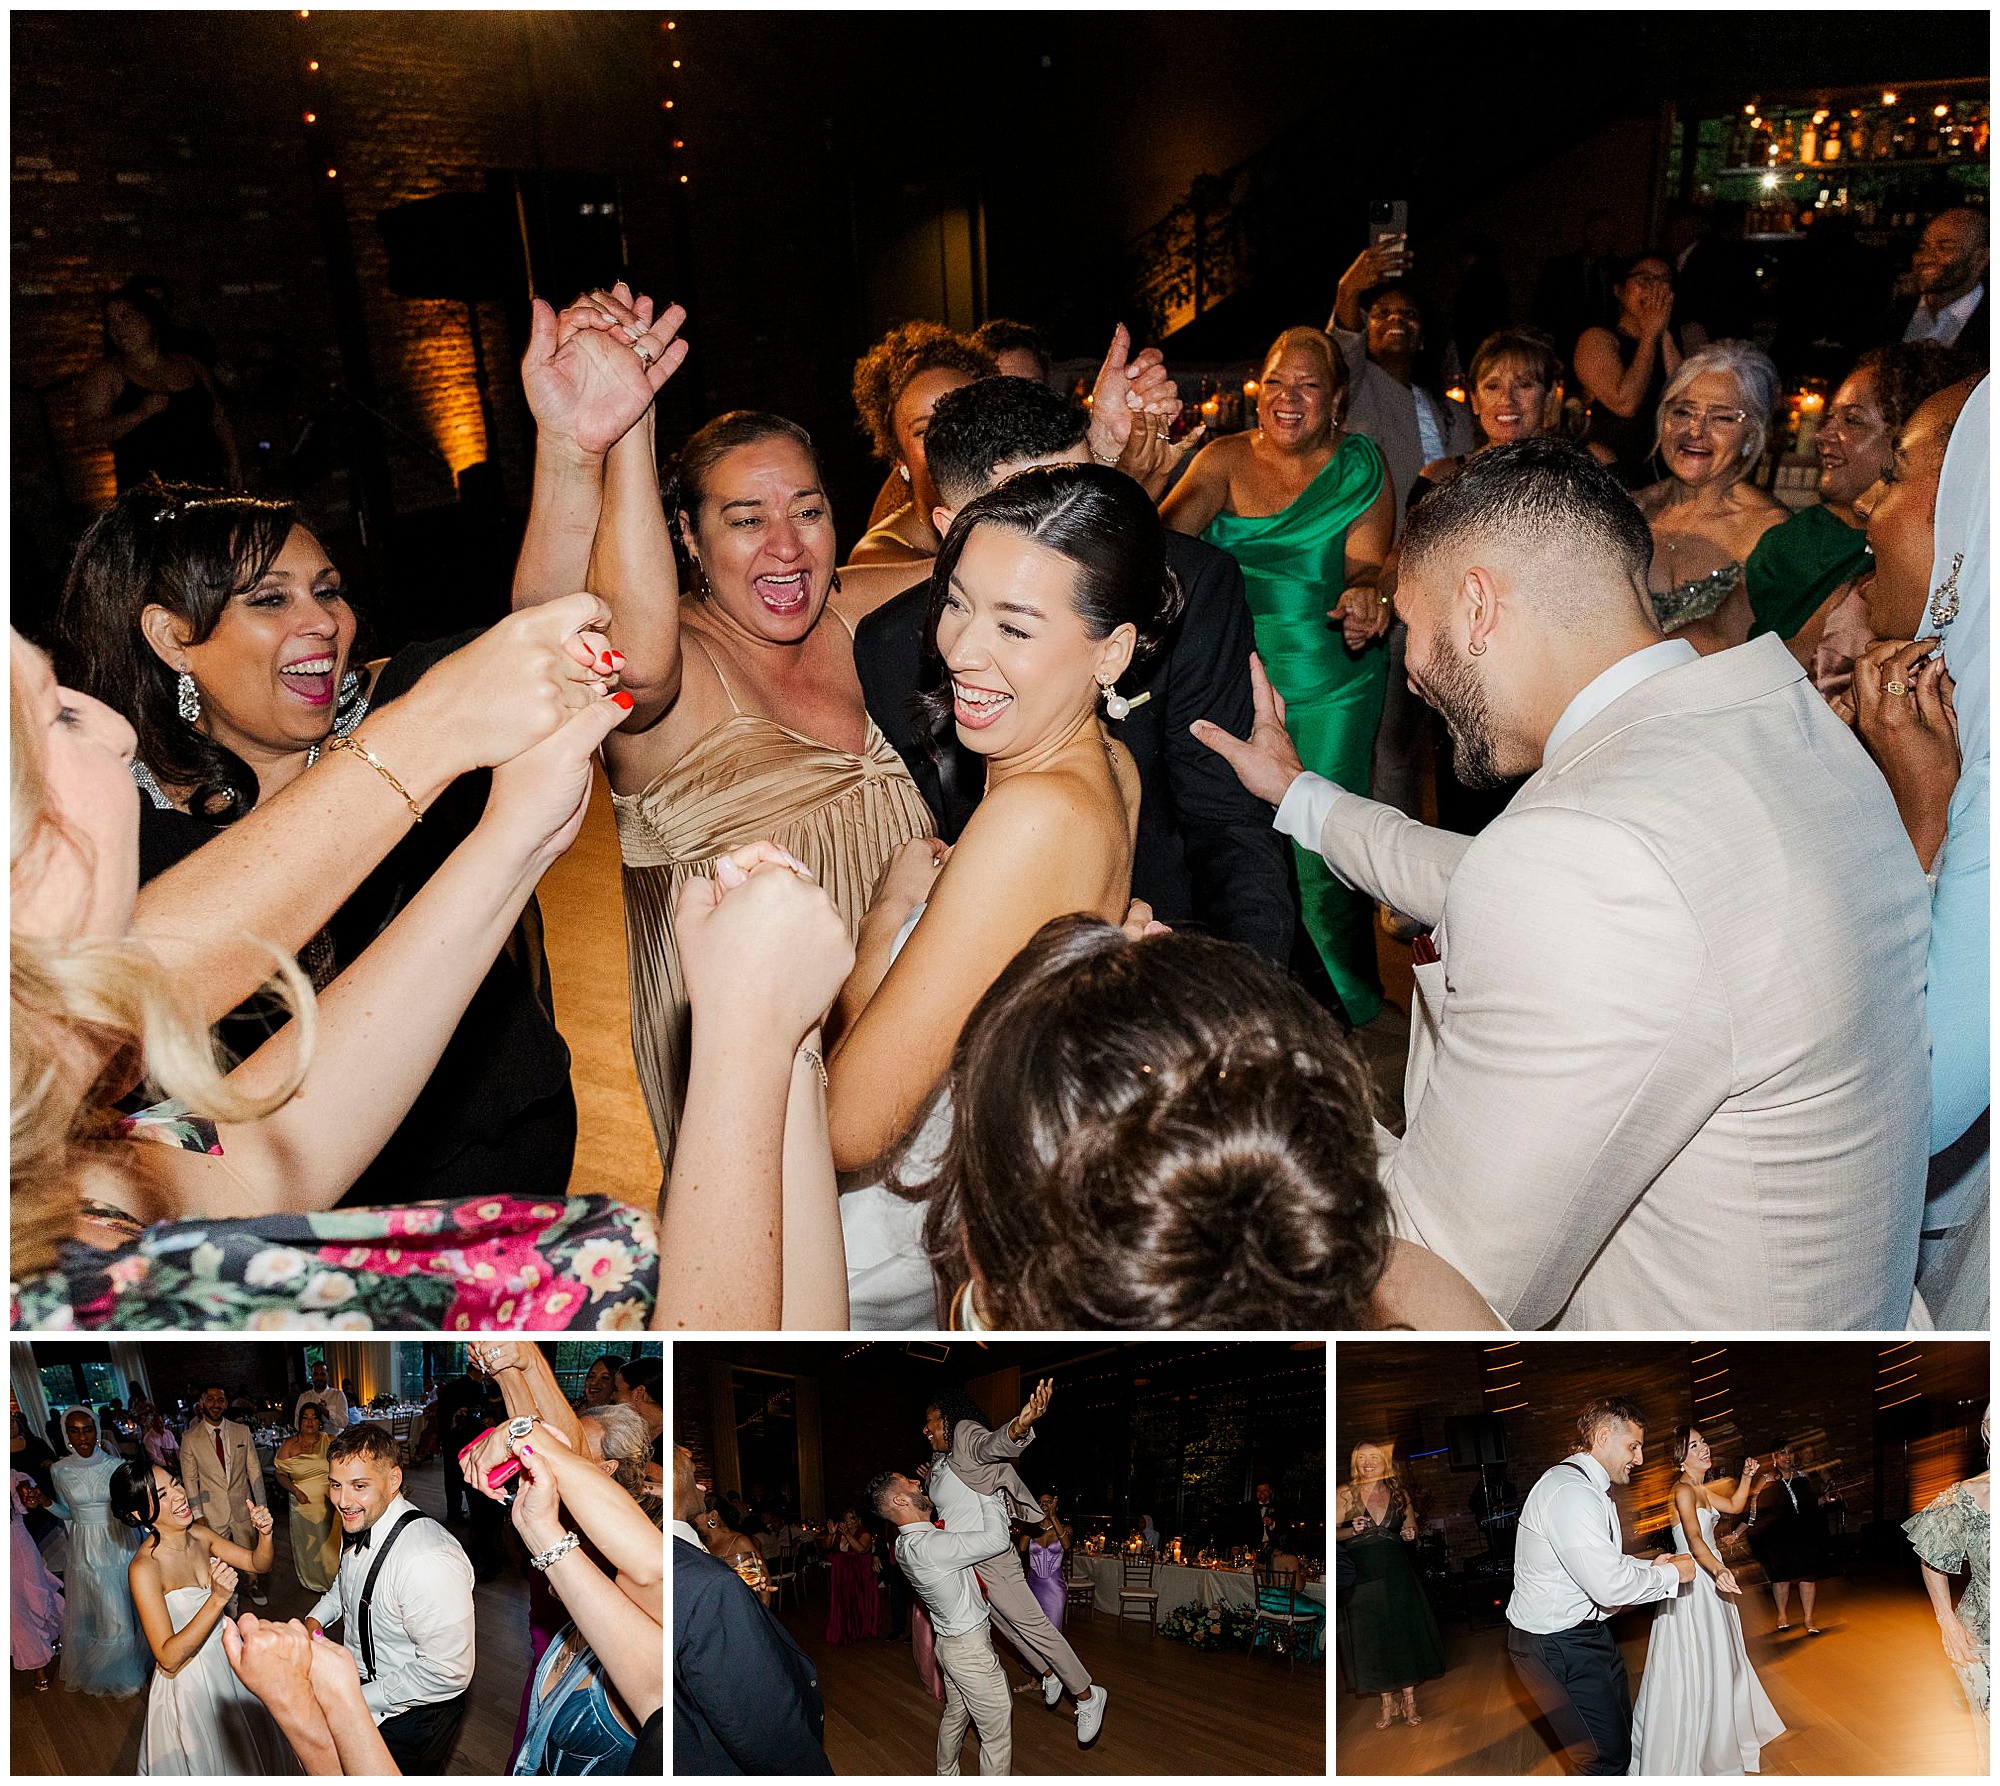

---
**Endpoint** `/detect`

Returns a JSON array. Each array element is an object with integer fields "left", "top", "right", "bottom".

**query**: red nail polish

[
  {"left": 598, "top": 650, "right": 616, "bottom": 669},
  {"left": 612, "top": 691, "right": 634, "bottom": 710}
]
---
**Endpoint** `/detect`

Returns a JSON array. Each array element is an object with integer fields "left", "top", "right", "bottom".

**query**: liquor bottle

[
  {"left": 1822, "top": 117, "right": 1842, "bottom": 163},
  {"left": 1974, "top": 104, "right": 1990, "bottom": 158},
  {"left": 1755, "top": 115, "right": 1776, "bottom": 165},
  {"left": 1777, "top": 118, "right": 1797, "bottom": 164},
  {"left": 1800, "top": 114, "right": 1819, "bottom": 163},
  {"left": 1922, "top": 105, "right": 1944, "bottom": 158}
]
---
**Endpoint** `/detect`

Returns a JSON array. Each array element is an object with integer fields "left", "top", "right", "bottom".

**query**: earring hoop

[
  {"left": 176, "top": 670, "right": 201, "bottom": 724},
  {"left": 1466, "top": 639, "right": 1486, "bottom": 658}
]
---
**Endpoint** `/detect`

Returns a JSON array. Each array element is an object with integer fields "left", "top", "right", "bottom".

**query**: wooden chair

[
  {"left": 1115, "top": 1556, "right": 1159, "bottom": 1635},
  {"left": 1252, "top": 1567, "right": 1323, "bottom": 1671},
  {"left": 1065, "top": 1557, "right": 1097, "bottom": 1621}
]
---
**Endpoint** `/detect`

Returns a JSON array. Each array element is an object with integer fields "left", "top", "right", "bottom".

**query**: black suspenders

[{"left": 355, "top": 1507, "right": 429, "bottom": 1685}]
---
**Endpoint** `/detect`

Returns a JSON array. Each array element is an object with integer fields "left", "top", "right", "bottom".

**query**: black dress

[
  {"left": 1747, "top": 1471, "right": 1831, "bottom": 1584},
  {"left": 1581, "top": 329, "right": 1673, "bottom": 489},
  {"left": 135, "top": 632, "right": 577, "bottom": 1205},
  {"left": 109, "top": 373, "right": 226, "bottom": 491},
  {"left": 1335, "top": 1485, "right": 1446, "bottom": 1695}
]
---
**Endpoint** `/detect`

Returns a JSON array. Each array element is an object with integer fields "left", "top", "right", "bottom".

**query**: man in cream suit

[
  {"left": 1196, "top": 438, "right": 1928, "bottom": 1330},
  {"left": 182, "top": 1381, "right": 271, "bottom": 1605}
]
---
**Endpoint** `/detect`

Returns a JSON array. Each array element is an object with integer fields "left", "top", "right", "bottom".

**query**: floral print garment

[
  {"left": 12, "top": 1104, "right": 656, "bottom": 1332},
  {"left": 1905, "top": 1480, "right": 1991, "bottom": 1714}
]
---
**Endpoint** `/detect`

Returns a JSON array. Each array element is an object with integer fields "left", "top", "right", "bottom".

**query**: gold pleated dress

[{"left": 611, "top": 635, "right": 934, "bottom": 1181}]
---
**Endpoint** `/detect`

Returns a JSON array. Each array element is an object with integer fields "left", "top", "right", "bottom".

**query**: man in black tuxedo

[
  {"left": 672, "top": 1445, "right": 833, "bottom": 1775},
  {"left": 1883, "top": 208, "right": 1989, "bottom": 363},
  {"left": 853, "top": 374, "right": 1295, "bottom": 967}
]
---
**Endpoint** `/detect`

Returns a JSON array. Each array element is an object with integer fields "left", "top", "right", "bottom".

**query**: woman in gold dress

[
  {"left": 272, "top": 1401, "right": 339, "bottom": 1594},
  {"left": 510, "top": 286, "right": 932, "bottom": 1309}
]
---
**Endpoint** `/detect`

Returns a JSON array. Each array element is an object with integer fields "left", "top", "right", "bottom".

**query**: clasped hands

[{"left": 1834, "top": 636, "right": 1959, "bottom": 873}]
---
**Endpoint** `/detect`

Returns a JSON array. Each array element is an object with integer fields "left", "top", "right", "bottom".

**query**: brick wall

[{"left": 12, "top": 10, "right": 679, "bottom": 536}]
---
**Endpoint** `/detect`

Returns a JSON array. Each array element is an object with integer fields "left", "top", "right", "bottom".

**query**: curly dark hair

[
  {"left": 54, "top": 479, "right": 321, "bottom": 823},
  {"left": 925, "top": 1384, "right": 992, "bottom": 1452},
  {"left": 891, "top": 914, "right": 1389, "bottom": 1328},
  {"left": 851, "top": 321, "right": 997, "bottom": 463},
  {"left": 1850, "top": 340, "right": 1983, "bottom": 443}
]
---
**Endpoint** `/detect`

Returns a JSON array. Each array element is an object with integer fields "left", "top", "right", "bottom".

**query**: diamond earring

[{"left": 176, "top": 670, "right": 201, "bottom": 724}]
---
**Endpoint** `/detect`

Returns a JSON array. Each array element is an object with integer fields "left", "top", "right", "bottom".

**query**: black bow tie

[{"left": 343, "top": 1524, "right": 372, "bottom": 1552}]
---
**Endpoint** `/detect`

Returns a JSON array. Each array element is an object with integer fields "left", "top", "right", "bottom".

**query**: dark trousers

[
  {"left": 379, "top": 1689, "right": 470, "bottom": 1772},
  {"left": 1506, "top": 1619, "right": 1631, "bottom": 1775}
]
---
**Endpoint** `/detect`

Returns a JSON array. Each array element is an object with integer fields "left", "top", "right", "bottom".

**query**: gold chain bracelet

[{"left": 325, "top": 733, "right": 423, "bottom": 822}]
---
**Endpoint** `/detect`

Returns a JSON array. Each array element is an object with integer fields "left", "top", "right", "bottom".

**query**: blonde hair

[
  {"left": 1261, "top": 327, "right": 1351, "bottom": 429},
  {"left": 10, "top": 638, "right": 313, "bottom": 1276}
]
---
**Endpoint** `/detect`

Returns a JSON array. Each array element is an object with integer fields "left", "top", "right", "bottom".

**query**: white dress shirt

[
  {"left": 1506, "top": 1453, "right": 1681, "bottom": 1634},
  {"left": 927, "top": 1453, "right": 1001, "bottom": 1534},
  {"left": 296, "top": 1387, "right": 350, "bottom": 1433},
  {"left": 308, "top": 1493, "right": 475, "bottom": 1721},
  {"left": 1273, "top": 639, "right": 1700, "bottom": 854},
  {"left": 1904, "top": 282, "right": 1985, "bottom": 348},
  {"left": 893, "top": 1493, "right": 1012, "bottom": 1639}
]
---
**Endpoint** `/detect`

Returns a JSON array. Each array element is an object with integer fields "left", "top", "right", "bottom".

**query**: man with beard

[
  {"left": 870, "top": 1465, "right": 1017, "bottom": 1774},
  {"left": 1195, "top": 437, "right": 1927, "bottom": 1332},
  {"left": 1886, "top": 208, "right": 1988, "bottom": 359}
]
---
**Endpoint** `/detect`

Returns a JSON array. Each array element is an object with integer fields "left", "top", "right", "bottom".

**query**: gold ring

[
  {"left": 632, "top": 340, "right": 659, "bottom": 370},
  {"left": 1884, "top": 679, "right": 1909, "bottom": 696}
]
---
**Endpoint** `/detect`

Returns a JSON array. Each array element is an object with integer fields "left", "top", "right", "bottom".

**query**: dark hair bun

[{"left": 1133, "top": 565, "right": 1186, "bottom": 666}]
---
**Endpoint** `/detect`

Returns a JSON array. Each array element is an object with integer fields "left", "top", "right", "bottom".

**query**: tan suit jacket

[
  {"left": 936, "top": 1421, "right": 1040, "bottom": 1524},
  {"left": 181, "top": 1417, "right": 267, "bottom": 1541},
  {"left": 1320, "top": 636, "right": 1929, "bottom": 1329}
]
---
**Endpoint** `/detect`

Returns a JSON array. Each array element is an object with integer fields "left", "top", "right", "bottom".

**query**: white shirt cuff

[
  {"left": 1273, "top": 771, "right": 1343, "bottom": 849},
  {"left": 1651, "top": 1557, "right": 1683, "bottom": 1593}
]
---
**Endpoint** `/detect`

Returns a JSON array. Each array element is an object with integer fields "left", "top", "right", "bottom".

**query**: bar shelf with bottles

[{"left": 1669, "top": 79, "right": 1987, "bottom": 243}]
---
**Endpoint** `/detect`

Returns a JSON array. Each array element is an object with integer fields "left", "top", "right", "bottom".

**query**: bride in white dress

[
  {"left": 112, "top": 1460, "right": 300, "bottom": 1776},
  {"left": 1630, "top": 1429, "right": 1785, "bottom": 1775}
]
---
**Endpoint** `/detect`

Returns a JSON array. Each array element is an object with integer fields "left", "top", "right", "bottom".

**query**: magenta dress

[
  {"left": 910, "top": 1599, "right": 947, "bottom": 1701},
  {"left": 827, "top": 1545, "right": 881, "bottom": 1645},
  {"left": 11, "top": 1470, "right": 64, "bottom": 1671},
  {"left": 1027, "top": 1538, "right": 1068, "bottom": 1631}
]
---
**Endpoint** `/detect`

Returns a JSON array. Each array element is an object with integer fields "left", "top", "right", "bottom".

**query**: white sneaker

[
  {"left": 1076, "top": 1685, "right": 1108, "bottom": 1745},
  {"left": 1041, "top": 1673, "right": 1062, "bottom": 1707}
]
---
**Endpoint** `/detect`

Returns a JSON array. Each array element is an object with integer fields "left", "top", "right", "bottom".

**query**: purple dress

[
  {"left": 1027, "top": 1538, "right": 1068, "bottom": 1631},
  {"left": 11, "top": 1470, "right": 64, "bottom": 1671}
]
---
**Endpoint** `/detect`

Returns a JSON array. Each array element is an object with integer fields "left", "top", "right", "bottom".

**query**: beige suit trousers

[{"left": 934, "top": 1625, "right": 1012, "bottom": 1775}]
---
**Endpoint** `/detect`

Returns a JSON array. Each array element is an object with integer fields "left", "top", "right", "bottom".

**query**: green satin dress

[{"left": 1205, "top": 433, "right": 1389, "bottom": 1024}]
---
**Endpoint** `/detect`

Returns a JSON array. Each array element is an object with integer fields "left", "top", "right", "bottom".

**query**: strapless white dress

[
  {"left": 1629, "top": 1506, "right": 1785, "bottom": 1774},
  {"left": 138, "top": 1584, "right": 301, "bottom": 1775}
]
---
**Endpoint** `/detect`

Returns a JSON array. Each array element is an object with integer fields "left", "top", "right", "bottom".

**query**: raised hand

[
  {"left": 466, "top": 1340, "right": 533, "bottom": 1377},
  {"left": 1190, "top": 653, "right": 1307, "bottom": 807},
  {"left": 1087, "top": 325, "right": 1179, "bottom": 466},
  {"left": 1013, "top": 1378, "right": 1055, "bottom": 1437},
  {"left": 1742, "top": 1456, "right": 1762, "bottom": 1482},
  {"left": 247, "top": 1497, "right": 274, "bottom": 1538},
  {"left": 208, "top": 1554, "right": 240, "bottom": 1602},
  {"left": 1852, "top": 638, "right": 1958, "bottom": 870},
  {"left": 507, "top": 1435, "right": 566, "bottom": 1555},
  {"left": 521, "top": 281, "right": 688, "bottom": 456},
  {"left": 480, "top": 676, "right": 635, "bottom": 871}
]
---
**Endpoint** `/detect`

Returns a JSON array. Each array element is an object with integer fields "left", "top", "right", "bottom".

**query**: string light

[
  {"left": 303, "top": 111, "right": 317, "bottom": 124},
  {"left": 325, "top": 167, "right": 337, "bottom": 180},
  {"left": 307, "top": 58, "right": 319, "bottom": 71}
]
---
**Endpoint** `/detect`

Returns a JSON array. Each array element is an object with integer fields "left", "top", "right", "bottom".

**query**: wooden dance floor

[
  {"left": 781, "top": 1590, "right": 1326, "bottom": 1775},
  {"left": 1336, "top": 1573, "right": 1981, "bottom": 1775},
  {"left": 11, "top": 1457, "right": 534, "bottom": 1776}
]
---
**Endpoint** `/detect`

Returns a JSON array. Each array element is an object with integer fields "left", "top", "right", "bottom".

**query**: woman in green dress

[
  {"left": 1163, "top": 327, "right": 1395, "bottom": 1024},
  {"left": 1336, "top": 1442, "right": 1444, "bottom": 1728},
  {"left": 1906, "top": 1406, "right": 1990, "bottom": 1770},
  {"left": 271, "top": 1402, "right": 340, "bottom": 1595}
]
